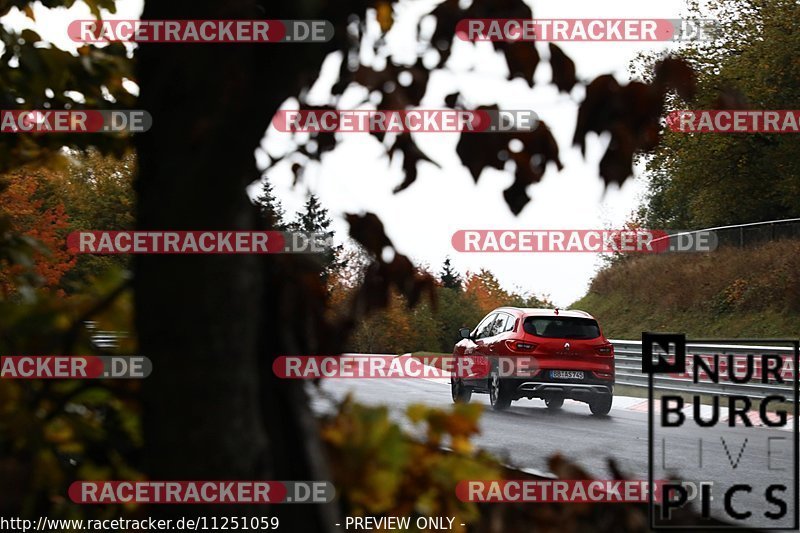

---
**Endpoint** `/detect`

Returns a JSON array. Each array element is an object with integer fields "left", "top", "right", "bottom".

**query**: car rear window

[{"left": 523, "top": 316, "right": 601, "bottom": 339}]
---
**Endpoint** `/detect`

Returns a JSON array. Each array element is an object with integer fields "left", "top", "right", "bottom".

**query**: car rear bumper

[
  {"left": 463, "top": 373, "right": 614, "bottom": 400},
  {"left": 515, "top": 380, "right": 613, "bottom": 399}
]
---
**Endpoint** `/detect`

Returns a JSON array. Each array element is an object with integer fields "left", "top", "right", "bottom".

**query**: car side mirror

[{"left": 459, "top": 327, "right": 472, "bottom": 340}]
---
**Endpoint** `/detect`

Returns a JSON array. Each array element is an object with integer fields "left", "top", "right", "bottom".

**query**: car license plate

[{"left": 551, "top": 370, "right": 584, "bottom": 379}]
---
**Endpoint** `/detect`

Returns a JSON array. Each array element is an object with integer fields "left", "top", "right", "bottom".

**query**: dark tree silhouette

[
  {"left": 254, "top": 177, "right": 287, "bottom": 230},
  {"left": 290, "top": 193, "right": 343, "bottom": 282},
  {"left": 439, "top": 257, "right": 462, "bottom": 290}
]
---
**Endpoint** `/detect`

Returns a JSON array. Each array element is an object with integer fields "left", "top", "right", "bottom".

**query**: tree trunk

[{"left": 134, "top": 1, "right": 338, "bottom": 529}]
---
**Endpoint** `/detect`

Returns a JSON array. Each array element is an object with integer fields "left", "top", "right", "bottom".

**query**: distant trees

[
  {"left": 464, "top": 269, "right": 509, "bottom": 312},
  {"left": 433, "top": 284, "right": 482, "bottom": 353},
  {"left": 254, "top": 187, "right": 343, "bottom": 283},
  {"left": 343, "top": 258, "right": 550, "bottom": 354},
  {"left": 0, "top": 150, "right": 135, "bottom": 297},
  {"left": 57, "top": 150, "right": 136, "bottom": 290},
  {"left": 636, "top": 0, "right": 800, "bottom": 229}
]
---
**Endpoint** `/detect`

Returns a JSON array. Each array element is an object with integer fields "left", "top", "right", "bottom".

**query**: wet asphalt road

[{"left": 310, "top": 376, "right": 798, "bottom": 530}]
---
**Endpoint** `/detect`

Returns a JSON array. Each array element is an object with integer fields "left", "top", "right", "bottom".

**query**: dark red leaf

[
  {"left": 456, "top": 133, "right": 506, "bottom": 182},
  {"left": 428, "top": 0, "right": 462, "bottom": 66},
  {"left": 495, "top": 41, "right": 540, "bottom": 87},
  {"left": 548, "top": 43, "right": 577, "bottom": 93},
  {"left": 346, "top": 212, "right": 393, "bottom": 257},
  {"left": 390, "top": 134, "right": 440, "bottom": 193},
  {"left": 598, "top": 125, "right": 636, "bottom": 187},
  {"left": 444, "top": 92, "right": 460, "bottom": 108},
  {"left": 653, "top": 57, "right": 696, "bottom": 100},
  {"left": 573, "top": 74, "right": 620, "bottom": 154}
]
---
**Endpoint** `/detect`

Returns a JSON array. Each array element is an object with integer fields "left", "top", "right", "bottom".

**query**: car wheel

[
  {"left": 589, "top": 395, "right": 613, "bottom": 416},
  {"left": 451, "top": 377, "right": 472, "bottom": 404},
  {"left": 488, "top": 368, "right": 512, "bottom": 410},
  {"left": 545, "top": 396, "right": 564, "bottom": 410}
]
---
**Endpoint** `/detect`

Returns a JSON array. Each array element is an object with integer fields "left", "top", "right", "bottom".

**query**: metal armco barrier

[
  {"left": 656, "top": 217, "right": 800, "bottom": 250},
  {"left": 84, "top": 327, "right": 797, "bottom": 400},
  {"left": 86, "top": 321, "right": 126, "bottom": 350},
  {"left": 611, "top": 339, "right": 796, "bottom": 399}
]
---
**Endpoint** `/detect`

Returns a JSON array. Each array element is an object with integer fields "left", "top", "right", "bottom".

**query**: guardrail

[
  {"left": 653, "top": 217, "right": 800, "bottom": 250},
  {"left": 611, "top": 339, "right": 796, "bottom": 399},
  {"left": 86, "top": 321, "right": 127, "bottom": 350},
  {"left": 84, "top": 328, "right": 795, "bottom": 400}
]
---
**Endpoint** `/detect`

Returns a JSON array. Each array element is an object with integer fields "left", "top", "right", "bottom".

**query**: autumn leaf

[
  {"left": 346, "top": 212, "right": 393, "bottom": 257},
  {"left": 444, "top": 92, "right": 460, "bottom": 108},
  {"left": 653, "top": 57, "right": 697, "bottom": 100},
  {"left": 376, "top": 1, "right": 394, "bottom": 32},
  {"left": 390, "top": 134, "right": 440, "bottom": 193},
  {"left": 428, "top": 0, "right": 462, "bottom": 66},
  {"left": 549, "top": 43, "right": 577, "bottom": 93},
  {"left": 495, "top": 41, "right": 540, "bottom": 87},
  {"left": 573, "top": 74, "right": 620, "bottom": 155}
]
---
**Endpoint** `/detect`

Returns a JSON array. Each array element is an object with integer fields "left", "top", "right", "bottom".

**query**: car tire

[
  {"left": 589, "top": 395, "right": 613, "bottom": 416},
  {"left": 545, "top": 396, "right": 564, "bottom": 410},
  {"left": 451, "top": 377, "right": 472, "bottom": 404},
  {"left": 488, "top": 368, "right": 512, "bottom": 411}
]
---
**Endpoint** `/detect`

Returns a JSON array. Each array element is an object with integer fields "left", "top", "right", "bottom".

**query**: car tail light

[
  {"left": 505, "top": 340, "right": 538, "bottom": 352},
  {"left": 596, "top": 344, "right": 614, "bottom": 356}
]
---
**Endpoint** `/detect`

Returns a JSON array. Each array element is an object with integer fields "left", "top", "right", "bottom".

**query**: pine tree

[
  {"left": 254, "top": 177, "right": 286, "bottom": 229},
  {"left": 439, "top": 257, "right": 462, "bottom": 290},
  {"left": 292, "top": 194, "right": 331, "bottom": 235},
  {"left": 290, "top": 193, "right": 342, "bottom": 281}
]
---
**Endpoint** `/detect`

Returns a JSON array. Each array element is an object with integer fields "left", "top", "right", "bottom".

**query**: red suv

[{"left": 450, "top": 307, "right": 615, "bottom": 415}]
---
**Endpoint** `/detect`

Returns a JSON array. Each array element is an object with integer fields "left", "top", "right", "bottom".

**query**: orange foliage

[
  {"left": 0, "top": 172, "right": 75, "bottom": 296},
  {"left": 463, "top": 269, "right": 509, "bottom": 314}
]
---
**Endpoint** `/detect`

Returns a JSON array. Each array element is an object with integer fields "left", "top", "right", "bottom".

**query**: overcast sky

[
  {"left": 3, "top": 0, "right": 696, "bottom": 306},
  {"left": 258, "top": 0, "right": 695, "bottom": 306}
]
